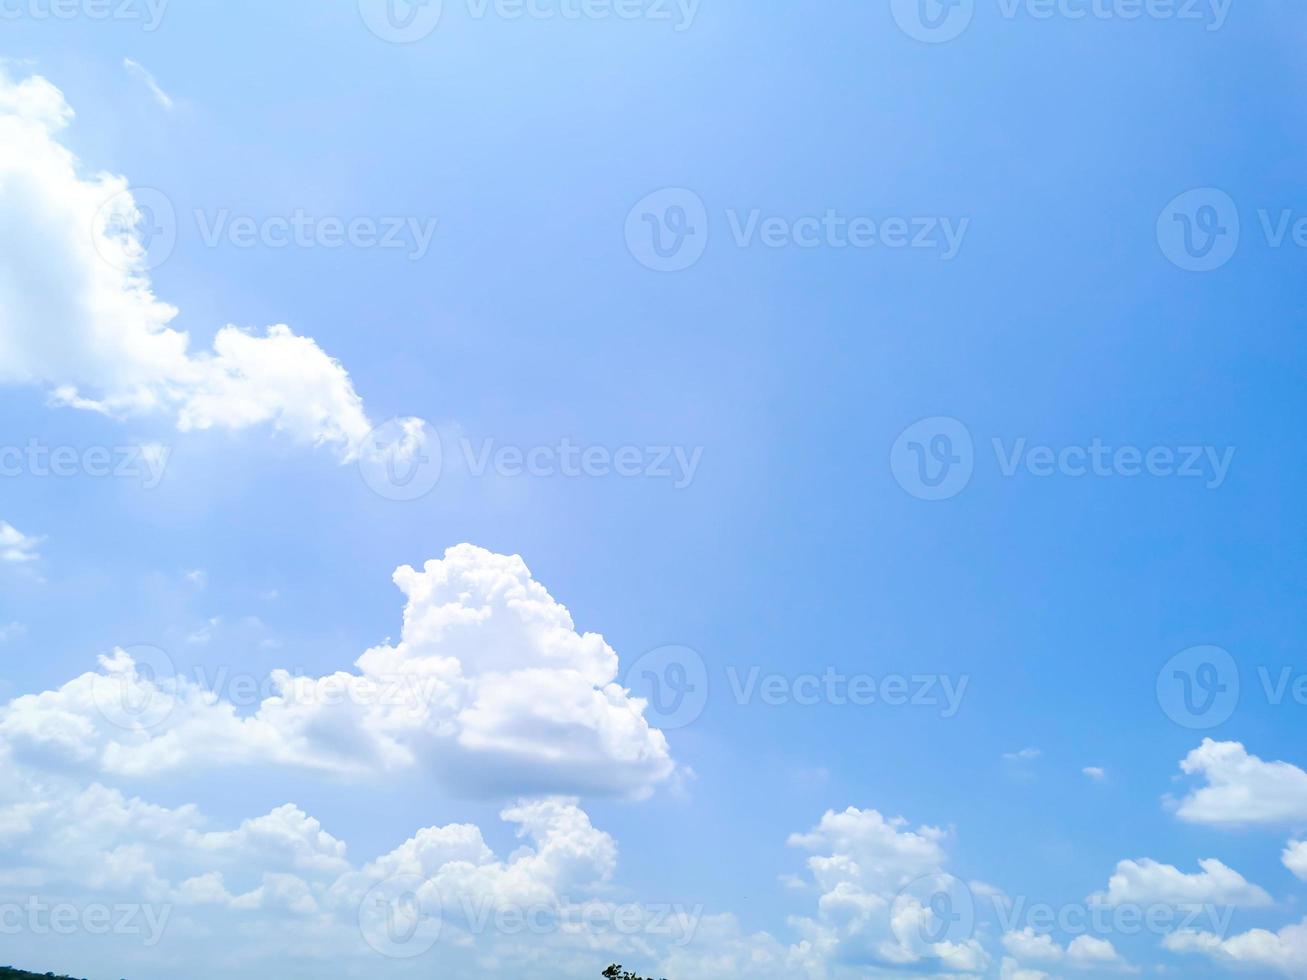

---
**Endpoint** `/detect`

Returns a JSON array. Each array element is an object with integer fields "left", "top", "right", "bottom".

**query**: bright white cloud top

[
  {"left": 1175, "top": 739, "right": 1307, "bottom": 826},
  {"left": 0, "top": 72, "right": 372, "bottom": 458},
  {"left": 0, "top": 544, "right": 675, "bottom": 798}
]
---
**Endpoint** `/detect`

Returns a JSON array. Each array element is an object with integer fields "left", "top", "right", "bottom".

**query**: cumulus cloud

[
  {"left": 1000, "top": 957, "right": 1050, "bottom": 980},
  {"left": 1165, "top": 917, "right": 1307, "bottom": 977},
  {"left": 782, "top": 806, "right": 988, "bottom": 975},
  {"left": 1002, "top": 927, "right": 1062, "bottom": 964},
  {"left": 0, "top": 743, "right": 633, "bottom": 975},
  {"left": 1284, "top": 840, "right": 1307, "bottom": 883},
  {"left": 0, "top": 544, "right": 675, "bottom": 799},
  {"left": 1174, "top": 740, "right": 1307, "bottom": 826},
  {"left": 0, "top": 520, "right": 40, "bottom": 563},
  {"left": 1066, "top": 934, "right": 1133, "bottom": 971},
  {"left": 0, "top": 71, "right": 372, "bottom": 459},
  {"left": 1089, "top": 857, "right": 1271, "bottom": 908},
  {"left": 1001, "top": 928, "right": 1134, "bottom": 975}
]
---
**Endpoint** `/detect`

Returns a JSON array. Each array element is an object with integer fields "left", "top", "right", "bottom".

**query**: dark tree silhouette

[{"left": 603, "top": 966, "right": 666, "bottom": 980}]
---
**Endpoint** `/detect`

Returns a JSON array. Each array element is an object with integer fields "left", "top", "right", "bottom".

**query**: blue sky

[{"left": 0, "top": 1, "right": 1305, "bottom": 978}]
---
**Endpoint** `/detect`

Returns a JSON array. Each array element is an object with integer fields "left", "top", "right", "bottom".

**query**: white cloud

[
  {"left": 1066, "top": 934, "right": 1132, "bottom": 971},
  {"left": 0, "top": 521, "right": 41, "bottom": 563},
  {"left": 1000, "top": 956, "right": 1050, "bottom": 980},
  {"left": 0, "top": 622, "right": 24, "bottom": 642},
  {"left": 1165, "top": 917, "right": 1307, "bottom": 977},
  {"left": 1174, "top": 740, "right": 1307, "bottom": 826},
  {"left": 1283, "top": 840, "right": 1307, "bottom": 882},
  {"left": 0, "top": 742, "right": 634, "bottom": 975},
  {"left": 123, "top": 58, "right": 174, "bottom": 110},
  {"left": 0, "top": 544, "right": 675, "bottom": 799},
  {"left": 1001, "top": 928, "right": 1134, "bottom": 975},
  {"left": 781, "top": 806, "right": 989, "bottom": 975},
  {"left": 1082, "top": 766, "right": 1106, "bottom": 781},
  {"left": 1004, "top": 748, "right": 1041, "bottom": 762},
  {"left": 1002, "top": 928, "right": 1062, "bottom": 964},
  {"left": 1090, "top": 857, "right": 1271, "bottom": 908},
  {"left": 0, "top": 71, "right": 372, "bottom": 459}
]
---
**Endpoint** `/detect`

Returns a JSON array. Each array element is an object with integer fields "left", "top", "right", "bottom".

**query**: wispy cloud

[
  {"left": 1003, "top": 747, "right": 1041, "bottom": 763},
  {"left": 123, "top": 58, "right": 175, "bottom": 110},
  {"left": 0, "top": 521, "right": 41, "bottom": 563}
]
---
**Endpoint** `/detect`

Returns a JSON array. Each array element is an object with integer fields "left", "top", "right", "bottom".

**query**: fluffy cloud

[
  {"left": 1165, "top": 917, "right": 1307, "bottom": 977},
  {"left": 1065, "top": 935, "right": 1132, "bottom": 971},
  {"left": 782, "top": 807, "right": 989, "bottom": 975},
  {"left": 1090, "top": 857, "right": 1271, "bottom": 908},
  {"left": 1284, "top": 840, "right": 1307, "bottom": 882},
  {"left": 1174, "top": 740, "right": 1307, "bottom": 826},
  {"left": 1001, "top": 927, "right": 1062, "bottom": 964},
  {"left": 999, "top": 957, "right": 1050, "bottom": 980},
  {"left": 1001, "top": 928, "right": 1133, "bottom": 975},
  {"left": 0, "top": 71, "right": 371, "bottom": 458},
  {"left": 0, "top": 544, "right": 675, "bottom": 799},
  {"left": 0, "top": 744, "right": 633, "bottom": 977},
  {"left": 0, "top": 520, "right": 40, "bottom": 563}
]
